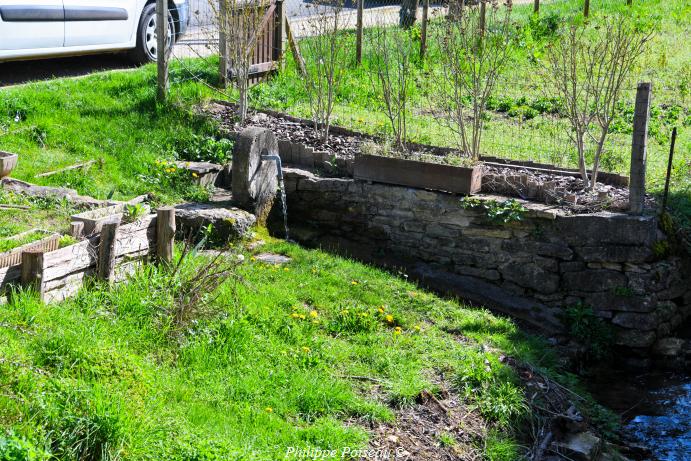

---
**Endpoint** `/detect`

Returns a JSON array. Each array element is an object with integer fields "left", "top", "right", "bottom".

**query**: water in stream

[
  {"left": 591, "top": 372, "right": 690, "bottom": 460},
  {"left": 624, "top": 375, "right": 690, "bottom": 460}
]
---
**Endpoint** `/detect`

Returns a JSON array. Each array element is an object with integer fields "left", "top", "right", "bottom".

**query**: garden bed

[
  {"left": 210, "top": 103, "right": 642, "bottom": 213},
  {"left": 0, "top": 229, "right": 60, "bottom": 268}
]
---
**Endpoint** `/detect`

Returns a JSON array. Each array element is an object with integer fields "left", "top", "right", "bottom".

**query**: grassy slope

[
  {"left": 0, "top": 62, "right": 220, "bottom": 203},
  {"left": 0, "top": 234, "right": 599, "bottom": 460}
]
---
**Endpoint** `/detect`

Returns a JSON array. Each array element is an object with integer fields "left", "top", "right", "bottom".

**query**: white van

[{"left": 0, "top": 1, "right": 190, "bottom": 63}]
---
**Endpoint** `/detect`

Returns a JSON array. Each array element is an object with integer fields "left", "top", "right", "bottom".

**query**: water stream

[
  {"left": 588, "top": 345, "right": 690, "bottom": 461},
  {"left": 261, "top": 154, "right": 289, "bottom": 239}
]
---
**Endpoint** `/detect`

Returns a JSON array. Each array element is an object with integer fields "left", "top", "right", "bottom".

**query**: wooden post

[
  {"left": 219, "top": 0, "right": 228, "bottom": 88},
  {"left": 420, "top": 0, "right": 430, "bottom": 60},
  {"left": 156, "top": 0, "right": 169, "bottom": 101},
  {"left": 21, "top": 249, "right": 45, "bottom": 299},
  {"left": 69, "top": 221, "right": 84, "bottom": 239},
  {"left": 98, "top": 219, "right": 120, "bottom": 283},
  {"left": 661, "top": 127, "right": 677, "bottom": 213},
  {"left": 479, "top": 0, "right": 486, "bottom": 35},
  {"left": 274, "top": 0, "right": 286, "bottom": 64},
  {"left": 534, "top": 0, "right": 540, "bottom": 14},
  {"left": 156, "top": 207, "right": 176, "bottom": 265},
  {"left": 356, "top": 0, "right": 363, "bottom": 65},
  {"left": 285, "top": 18, "right": 307, "bottom": 77},
  {"left": 583, "top": 0, "right": 590, "bottom": 18},
  {"left": 629, "top": 82, "right": 652, "bottom": 215}
]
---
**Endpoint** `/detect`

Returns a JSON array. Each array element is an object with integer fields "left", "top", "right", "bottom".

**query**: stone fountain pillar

[{"left": 232, "top": 127, "right": 279, "bottom": 225}]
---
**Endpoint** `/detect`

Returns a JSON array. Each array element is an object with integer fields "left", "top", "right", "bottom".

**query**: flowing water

[
  {"left": 587, "top": 366, "right": 690, "bottom": 461},
  {"left": 262, "top": 154, "right": 289, "bottom": 239}
]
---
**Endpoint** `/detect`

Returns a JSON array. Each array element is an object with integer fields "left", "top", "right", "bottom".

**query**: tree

[
  {"left": 434, "top": 1, "right": 514, "bottom": 160},
  {"left": 367, "top": 25, "right": 414, "bottom": 150},
  {"left": 211, "top": 0, "right": 271, "bottom": 123},
  {"left": 300, "top": 0, "right": 349, "bottom": 143},
  {"left": 542, "top": 14, "right": 652, "bottom": 189}
]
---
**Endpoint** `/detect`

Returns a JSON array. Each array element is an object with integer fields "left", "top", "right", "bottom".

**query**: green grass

[
  {"left": 0, "top": 191, "right": 78, "bottom": 237},
  {"left": 0, "top": 234, "right": 609, "bottom": 460},
  {"left": 0, "top": 60, "right": 226, "bottom": 204}
]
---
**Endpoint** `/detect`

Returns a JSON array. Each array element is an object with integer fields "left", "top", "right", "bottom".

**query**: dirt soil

[{"left": 350, "top": 380, "right": 486, "bottom": 461}]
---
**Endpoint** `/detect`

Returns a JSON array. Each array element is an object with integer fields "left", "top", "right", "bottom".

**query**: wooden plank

[
  {"left": 353, "top": 155, "right": 482, "bottom": 195},
  {"left": 0, "top": 264, "right": 21, "bottom": 288},
  {"left": 42, "top": 240, "right": 95, "bottom": 283}
]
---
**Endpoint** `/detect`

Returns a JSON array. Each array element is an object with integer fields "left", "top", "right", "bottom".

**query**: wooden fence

[{"left": 0, "top": 208, "right": 175, "bottom": 304}]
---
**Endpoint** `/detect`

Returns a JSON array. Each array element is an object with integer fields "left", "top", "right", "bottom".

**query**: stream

[{"left": 593, "top": 372, "right": 691, "bottom": 460}]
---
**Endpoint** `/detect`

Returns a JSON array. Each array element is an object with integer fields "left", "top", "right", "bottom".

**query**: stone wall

[{"left": 277, "top": 168, "right": 691, "bottom": 360}]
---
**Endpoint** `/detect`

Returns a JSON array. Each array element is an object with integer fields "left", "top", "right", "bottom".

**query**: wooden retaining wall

[{"left": 0, "top": 208, "right": 175, "bottom": 303}]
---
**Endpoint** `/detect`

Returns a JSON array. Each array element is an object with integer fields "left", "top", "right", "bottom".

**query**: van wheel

[{"left": 129, "top": 3, "right": 175, "bottom": 64}]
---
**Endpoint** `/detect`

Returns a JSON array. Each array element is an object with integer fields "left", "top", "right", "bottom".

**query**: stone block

[
  {"left": 560, "top": 261, "right": 585, "bottom": 273},
  {"left": 503, "top": 240, "right": 573, "bottom": 260},
  {"left": 583, "top": 292, "right": 657, "bottom": 313},
  {"left": 562, "top": 270, "right": 627, "bottom": 292},
  {"left": 576, "top": 245, "right": 653, "bottom": 263},
  {"left": 553, "top": 213, "right": 658, "bottom": 246},
  {"left": 462, "top": 227, "right": 512, "bottom": 239},
  {"left": 612, "top": 312, "right": 658, "bottom": 331},
  {"left": 615, "top": 329, "right": 657, "bottom": 348},
  {"left": 277, "top": 140, "right": 292, "bottom": 163},
  {"left": 454, "top": 265, "right": 501, "bottom": 281},
  {"left": 501, "top": 261, "right": 560, "bottom": 293}
]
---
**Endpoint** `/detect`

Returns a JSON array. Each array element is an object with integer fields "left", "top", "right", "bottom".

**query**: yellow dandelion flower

[
  {"left": 290, "top": 313, "right": 300, "bottom": 319},
  {"left": 301, "top": 346, "right": 311, "bottom": 353},
  {"left": 351, "top": 281, "right": 358, "bottom": 285},
  {"left": 310, "top": 310, "right": 318, "bottom": 318},
  {"left": 299, "top": 314, "right": 306, "bottom": 320},
  {"left": 394, "top": 327, "right": 402, "bottom": 335},
  {"left": 265, "top": 407, "right": 273, "bottom": 413},
  {"left": 414, "top": 325, "right": 421, "bottom": 332},
  {"left": 378, "top": 306, "right": 385, "bottom": 314},
  {"left": 284, "top": 267, "right": 289, "bottom": 272},
  {"left": 250, "top": 256, "right": 256, "bottom": 262},
  {"left": 385, "top": 314, "right": 394, "bottom": 323},
  {"left": 192, "top": 172, "right": 199, "bottom": 178}
]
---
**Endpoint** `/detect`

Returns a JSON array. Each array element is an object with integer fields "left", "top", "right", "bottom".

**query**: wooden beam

[
  {"left": 36, "top": 160, "right": 96, "bottom": 178},
  {"left": 21, "top": 249, "right": 45, "bottom": 300},
  {"left": 629, "top": 82, "right": 652, "bottom": 215},
  {"left": 285, "top": 17, "right": 306, "bottom": 77},
  {"left": 98, "top": 219, "right": 120, "bottom": 283},
  {"left": 156, "top": 207, "right": 176, "bottom": 264},
  {"left": 156, "top": 0, "right": 169, "bottom": 101}
]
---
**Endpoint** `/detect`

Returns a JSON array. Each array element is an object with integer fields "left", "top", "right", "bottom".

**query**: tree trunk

[{"left": 400, "top": 0, "right": 420, "bottom": 28}]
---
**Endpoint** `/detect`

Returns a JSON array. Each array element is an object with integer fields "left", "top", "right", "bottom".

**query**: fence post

[
  {"left": 274, "top": 0, "right": 286, "bottom": 64},
  {"left": 156, "top": 0, "right": 169, "bottom": 101},
  {"left": 479, "top": 0, "right": 486, "bottom": 35},
  {"left": 98, "top": 219, "right": 120, "bottom": 283},
  {"left": 157, "top": 207, "right": 176, "bottom": 265},
  {"left": 356, "top": 0, "right": 363, "bottom": 65},
  {"left": 69, "top": 221, "right": 84, "bottom": 239},
  {"left": 420, "top": 0, "right": 430, "bottom": 60},
  {"left": 219, "top": 0, "right": 229, "bottom": 88},
  {"left": 21, "top": 249, "right": 45, "bottom": 300},
  {"left": 584, "top": 0, "right": 590, "bottom": 18},
  {"left": 629, "top": 82, "right": 652, "bottom": 215},
  {"left": 661, "top": 127, "right": 677, "bottom": 213},
  {"left": 534, "top": 0, "right": 540, "bottom": 14}
]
